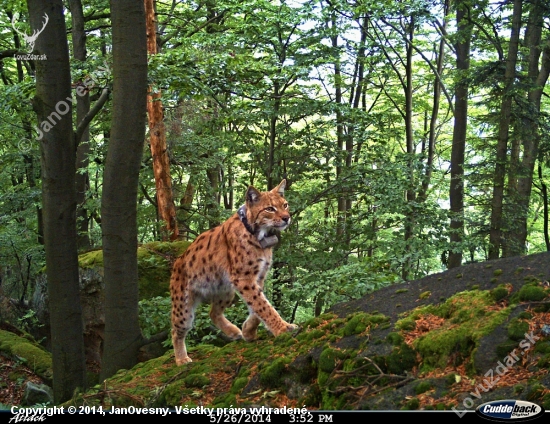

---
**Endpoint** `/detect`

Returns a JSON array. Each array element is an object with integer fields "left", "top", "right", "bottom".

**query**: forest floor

[{"left": 0, "top": 322, "right": 44, "bottom": 407}]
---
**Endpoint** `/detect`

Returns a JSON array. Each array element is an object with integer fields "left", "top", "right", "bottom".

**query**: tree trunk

[
  {"left": 538, "top": 162, "right": 550, "bottom": 251},
  {"left": 329, "top": 11, "right": 346, "bottom": 240},
  {"left": 402, "top": 16, "right": 415, "bottom": 280},
  {"left": 448, "top": 1, "right": 472, "bottom": 269},
  {"left": 488, "top": 0, "right": 522, "bottom": 260},
  {"left": 145, "top": 0, "right": 178, "bottom": 241},
  {"left": 27, "top": 0, "right": 86, "bottom": 402},
  {"left": 504, "top": 0, "right": 550, "bottom": 256},
  {"left": 100, "top": 0, "right": 147, "bottom": 380},
  {"left": 70, "top": 0, "right": 92, "bottom": 250}
]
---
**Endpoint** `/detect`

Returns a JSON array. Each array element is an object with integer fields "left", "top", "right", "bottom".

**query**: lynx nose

[{"left": 282, "top": 215, "right": 290, "bottom": 223}]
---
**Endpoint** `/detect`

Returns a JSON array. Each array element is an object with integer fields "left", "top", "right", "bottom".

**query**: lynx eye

[
  {"left": 265, "top": 206, "right": 276, "bottom": 213},
  {"left": 283, "top": 203, "right": 288, "bottom": 209}
]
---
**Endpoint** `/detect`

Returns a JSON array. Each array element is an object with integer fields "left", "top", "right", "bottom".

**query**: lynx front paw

[
  {"left": 175, "top": 356, "right": 193, "bottom": 365},
  {"left": 273, "top": 322, "right": 300, "bottom": 337},
  {"left": 285, "top": 323, "right": 300, "bottom": 334}
]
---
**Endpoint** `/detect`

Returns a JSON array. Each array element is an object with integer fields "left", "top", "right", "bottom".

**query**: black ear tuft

[{"left": 246, "top": 186, "right": 261, "bottom": 204}]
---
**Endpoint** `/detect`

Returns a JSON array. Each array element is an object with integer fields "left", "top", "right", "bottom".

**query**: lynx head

[{"left": 245, "top": 179, "right": 291, "bottom": 240}]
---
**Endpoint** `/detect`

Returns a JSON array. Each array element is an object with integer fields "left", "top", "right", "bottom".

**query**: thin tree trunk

[
  {"left": 403, "top": 17, "right": 415, "bottom": 280},
  {"left": 27, "top": 0, "right": 86, "bottom": 402},
  {"left": 100, "top": 0, "right": 147, "bottom": 380},
  {"left": 145, "top": 0, "right": 178, "bottom": 241},
  {"left": 538, "top": 162, "right": 550, "bottom": 251},
  {"left": 70, "top": 0, "right": 92, "bottom": 250},
  {"left": 488, "top": 0, "right": 522, "bottom": 259},
  {"left": 330, "top": 11, "right": 346, "bottom": 239},
  {"left": 448, "top": 1, "right": 472, "bottom": 269},
  {"left": 419, "top": 0, "right": 448, "bottom": 202}
]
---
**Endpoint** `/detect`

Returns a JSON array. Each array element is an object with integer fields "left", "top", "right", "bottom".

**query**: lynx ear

[
  {"left": 246, "top": 186, "right": 262, "bottom": 204},
  {"left": 271, "top": 179, "right": 286, "bottom": 196}
]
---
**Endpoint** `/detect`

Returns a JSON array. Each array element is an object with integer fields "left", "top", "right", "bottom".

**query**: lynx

[{"left": 170, "top": 179, "right": 299, "bottom": 364}]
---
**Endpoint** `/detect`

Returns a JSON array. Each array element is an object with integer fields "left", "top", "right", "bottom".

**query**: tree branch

[{"left": 75, "top": 87, "right": 110, "bottom": 146}]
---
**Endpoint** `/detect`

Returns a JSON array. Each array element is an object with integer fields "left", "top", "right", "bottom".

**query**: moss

[
  {"left": 534, "top": 341, "right": 550, "bottom": 355},
  {"left": 396, "top": 317, "right": 416, "bottom": 331},
  {"left": 386, "top": 343, "right": 417, "bottom": 374},
  {"left": 537, "top": 354, "right": 550, "bottom": 369},
  {"left": 513, "top": 384, "right": 525, "bottom": 395},
  {"left": 526, "top": 383, "right": 546, "bottom": 402},
  {"left": 259, "top": 357, "right": 290, "bottom": 388},
  {"left": 518, "top": 285, "right": 547, "bottom": 302},
  {"left": 212, "top": 393, "right": 237, "bottom": 408},
  {"left": 0, "top": 330, "right": 53, "bottom": 382},
  {"left": 342, "top": 312, "right": 389, "bottom": 336},
  {"left": 445, "top": 373, "right": 458, "bottom": 387},
  {"left": 184, "top": 374, "right": 210, "bottom": 388},
  {"left": 298, "top": 329, "right": 325, "bottom": 342},
  {"left": 493, "top": 269, "right": 503, "bottom": 276},
  {"left": 318, "top": 348, "right": 347, "bottom": 373},
  {"left": 496, "top": 340, "right": 519, "bottom": 358},
  {"left": 395, "top": 289, "right": 408, "bottom": 294},
  {"left": 507, "top": 319, "right": 529, "bottom": 341},
  {"left": 455, "top": 274, "right": 463, "bottom": 279},
  {"left": 490, "top": 278, "right": 498, "bottom": 284},
  {"left": 517, "top": 311, "right": 533, "bottom": 320},
  {"left": 300, "top": 384, "right": 321, "bottom": 407},
  {"left": 231, "top": 377, "right": 249, "bottom": 394},
  {"left": 402, "top": 397, "right": 420, "bottom": 410},
  {"left": 78, "top": 241, "right": 192, "bottom": 300},
  {"left": 386, "top": 332, "right": 404, "bottom": 346},
  {"left": 401, "top": 291, "right": 511, "bottom": 371},
  {"left": 415, "top": 381, "right": 433, "bottom": 395},
  {"left": 419, "top": 291, "right": 431, "bottom": 299},
  {"left": 491, "top": 286, "right": 509, "bottom": 302},
  {"left": 515, "top": 267, "right": 524, "bottom": 274},
  {"left": 78, "top": 249, "right": 104, "bottom": 268}
]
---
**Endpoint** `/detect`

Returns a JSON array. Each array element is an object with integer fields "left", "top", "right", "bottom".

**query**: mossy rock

[
  {"left": 490, "top": 286, "right": 509, "bottom": 302},
  {"left": 400, "top": 291, "right": 511, "bottom": 371},
  {"left": 415, "top": 380, "right": 433, "bottom": 395},
  {"left": 342, "top": 312, "right": 389, "bottom": 337},
  {"left": 385, "top": 343, "right": 417, "bottom": 374},
  {"left": 78, "top": 241, "right": 191, "bottom": 299},
  {"left": 184, "top": 373, "right": 210, "bottom": 388},
  {"left": 507, "top": 319, "right": 529, "bottom": 341},
  {"left": 318, "top": 348, "right": 347, "bottom": 373},
  {"left": 0, "top": 330, "right": 52, "bottom": 383},
  {"left": 386, "top": 332, "right": 404, "bottom": 346},
  {"left": 517, "top": 285, "right": 547, "bottom": 302},
  {"left": 259, "top": 357, "right": 291, "bottom": 388}
]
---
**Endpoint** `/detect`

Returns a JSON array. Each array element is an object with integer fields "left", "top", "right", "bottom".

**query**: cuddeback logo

[{"left": 476, "top": 400, "right": 544, "bottom": 421}]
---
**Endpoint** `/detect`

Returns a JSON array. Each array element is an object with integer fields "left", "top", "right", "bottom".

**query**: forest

[{"left": 0, "top": 0, "right": 549, "bottom": 408}]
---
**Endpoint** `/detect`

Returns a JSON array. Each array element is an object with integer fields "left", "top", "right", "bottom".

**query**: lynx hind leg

[
  {"left": 170, "top": 274, "right": 196, "bottom": 365},
  {"left": 242, "top": 313, "right": 261, "bottom": 341},
  {"left": 171, "top": 326, "right": 192, "bottom": 365},
  {"left": 209, "top": 297, "right": 243, "bottom": 340}
]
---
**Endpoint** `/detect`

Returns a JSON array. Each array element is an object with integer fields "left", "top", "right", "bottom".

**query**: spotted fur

[{"left": 170, "top": 179, "right": 298, "bottom": 365}]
